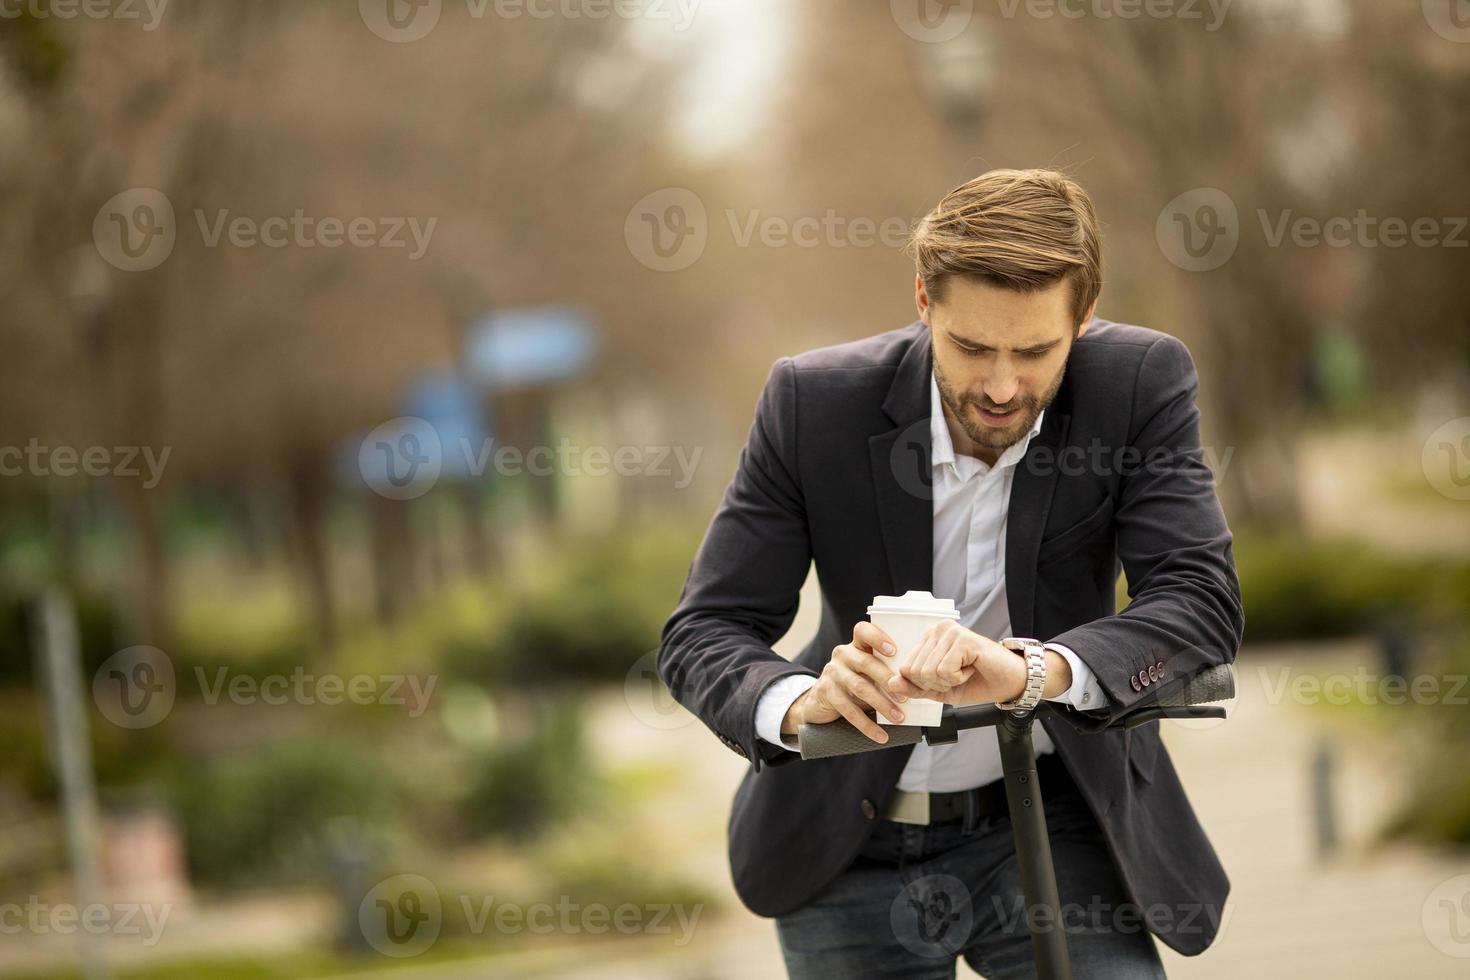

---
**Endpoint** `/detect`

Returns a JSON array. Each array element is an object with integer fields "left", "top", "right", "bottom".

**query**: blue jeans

[{"left": 775, "top": 781, "right": 1167, "bottom": 979}]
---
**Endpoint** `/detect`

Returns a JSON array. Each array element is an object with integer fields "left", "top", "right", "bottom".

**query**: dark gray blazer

[{"left": 657, "top": 318, "right": 1245, "bottom": 956}]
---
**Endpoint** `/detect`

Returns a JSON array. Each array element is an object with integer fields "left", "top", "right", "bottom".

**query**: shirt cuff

[
  {"left": 1042, "top": 643, "right": 1107, "bottom": 712},
  {"left": 755, "top": 673, "right": 818, "bottom": 752}
]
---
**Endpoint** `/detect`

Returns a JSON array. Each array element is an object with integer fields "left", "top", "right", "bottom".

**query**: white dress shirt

[{"left": 754, "top": 371, "right": 1107, "bottom": 791}]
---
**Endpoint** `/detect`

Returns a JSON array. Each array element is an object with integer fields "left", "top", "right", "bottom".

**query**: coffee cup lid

[{"left": 866, "top": 590, "right": 960, "bottom": 618}]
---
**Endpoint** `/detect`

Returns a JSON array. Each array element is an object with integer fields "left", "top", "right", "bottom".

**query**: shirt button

[{"left": 861, "top": 798, "right": 877, "bottom": 820}]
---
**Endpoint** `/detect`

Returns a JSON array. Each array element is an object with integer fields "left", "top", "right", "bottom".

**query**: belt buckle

[{"left": 880, "top": 790, "right": 931, "bottom": 825}]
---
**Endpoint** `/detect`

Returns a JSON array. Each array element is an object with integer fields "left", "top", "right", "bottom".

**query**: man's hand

[
  {"left": 780, "top": 622, "right": 909, "bottom": 744},
  {"left": 885, "top": 621, "right": 1073, "bottom": 705}
]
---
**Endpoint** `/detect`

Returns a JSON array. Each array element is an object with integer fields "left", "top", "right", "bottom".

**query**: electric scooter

[{"left": 797, "top": 662, "right": 1236, "bottom": 980}]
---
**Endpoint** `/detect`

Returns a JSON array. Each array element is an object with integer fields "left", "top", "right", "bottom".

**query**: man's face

[{"left": 916, "top": 275, "right": 1090, "bottom": 462}]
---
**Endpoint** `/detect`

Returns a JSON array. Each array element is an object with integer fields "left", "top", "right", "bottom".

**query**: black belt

[{"left": 879, "top": 752, "right": 1078, "bottom": 826}]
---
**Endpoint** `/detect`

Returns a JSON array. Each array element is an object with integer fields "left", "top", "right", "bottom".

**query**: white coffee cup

[{"left": 866, "top": 590, "right": 960, "bottom": 727}]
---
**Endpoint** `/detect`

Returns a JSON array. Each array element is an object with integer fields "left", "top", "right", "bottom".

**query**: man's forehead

[{"left": 938, "top": 317, "right": 1068, "bottom": 350}]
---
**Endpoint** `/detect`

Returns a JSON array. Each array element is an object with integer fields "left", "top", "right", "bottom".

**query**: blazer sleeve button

[
  {"left": 1130, "top": 675, "right": 1143, "bottom": 692},
  {"left": 861, "top": 798, "right": 877, "bottom": 820}
]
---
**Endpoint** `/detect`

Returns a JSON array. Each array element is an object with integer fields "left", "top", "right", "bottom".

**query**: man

[{"left": 658, "top": 169, "right": 1244, "bottom": 978}]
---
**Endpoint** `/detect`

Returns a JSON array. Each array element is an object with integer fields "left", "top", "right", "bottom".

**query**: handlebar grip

[
  {"left": 1153, "top": 663, "right": 1235, "bottom": 707},
  {"left": 798, "top": 719, "right": 926, "bottom": 761}
]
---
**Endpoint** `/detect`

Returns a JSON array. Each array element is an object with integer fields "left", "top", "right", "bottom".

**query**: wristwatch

[{"left": 997, "top": 637, "right": 1047, "bottom": 713}]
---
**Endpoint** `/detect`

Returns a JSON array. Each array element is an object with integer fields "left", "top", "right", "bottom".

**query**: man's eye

[{"left": 1021, "top": 349, "right": 1049, "bottom": 359}]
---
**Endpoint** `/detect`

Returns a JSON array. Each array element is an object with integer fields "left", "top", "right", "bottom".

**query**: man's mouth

[{"left": 974, "top": 405, "right": 1020, "bottom": 427}]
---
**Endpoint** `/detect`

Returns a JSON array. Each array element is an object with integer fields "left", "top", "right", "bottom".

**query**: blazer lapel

[
  {"left": 1005, "top": 406, "right": 1071, "bottom": 637},
  {"left": 868, "top": 326, "right": 935, "bottom": 597}
]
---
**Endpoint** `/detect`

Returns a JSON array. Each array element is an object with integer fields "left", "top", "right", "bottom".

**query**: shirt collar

[{"left": 930, "top": 370, "right": 1045, "bottom": 474}]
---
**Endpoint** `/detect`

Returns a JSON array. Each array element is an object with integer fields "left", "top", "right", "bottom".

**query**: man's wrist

[
  {"left": 1041, "top": 648, "right": 1073, "bottom": 698},
  {"left": 779, "top": 690, "right": 806, "bottom": 736}
]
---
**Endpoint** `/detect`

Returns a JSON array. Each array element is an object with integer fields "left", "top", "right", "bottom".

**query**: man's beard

[{"left": 933, "top": 359, "right": 1065, "bottom": 456}]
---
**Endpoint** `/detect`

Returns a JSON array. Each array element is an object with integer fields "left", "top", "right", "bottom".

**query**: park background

[{"left": 1, "top": 1, "right": 1468, "bottom": 976}]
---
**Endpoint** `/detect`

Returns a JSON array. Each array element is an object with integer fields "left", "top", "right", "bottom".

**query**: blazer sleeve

[
  {"left": 1047, "top": 335, "right": 1245, "bottom": 726},
  {"left": 658, "top": 357, "right": 820, "bottom": 772}
]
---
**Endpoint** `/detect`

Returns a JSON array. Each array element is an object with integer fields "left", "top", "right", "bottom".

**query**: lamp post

[
  {"left": 918, "top": 29, "right": 998, "bottom": 182},
  {"left": 56, "top": 247, "right": 114, "bottom": 588}
]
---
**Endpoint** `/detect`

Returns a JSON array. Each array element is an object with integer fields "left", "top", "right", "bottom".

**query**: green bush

[
  {"left": 170, "top": 738, "right": 404, "bottom": 888},
  {"left": 480, "top": 524, "right": 700, "bottom": 686},
  {"left": 458, "top": 695, "right": 596, "bottom": 841},
  {"left": 1232, "top": 532, "right": 1470, "bottom": 643},
  {"left": 1381, "top": 639, "right": 1470, "bottom": 847}
]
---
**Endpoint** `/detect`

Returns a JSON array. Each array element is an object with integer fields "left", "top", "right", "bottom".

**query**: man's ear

[
  {"left": 1076, "top": 299, "right": 1098, "bottom": 337},
  {"left": 915, "top": 273, "right": 931, "bottom": 327}
]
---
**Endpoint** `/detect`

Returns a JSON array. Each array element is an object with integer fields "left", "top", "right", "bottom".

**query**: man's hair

[{"left": 906, "top": 168, "right": 1102, "bottom": 328}]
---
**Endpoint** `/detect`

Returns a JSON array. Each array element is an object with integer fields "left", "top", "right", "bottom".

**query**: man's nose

[{"left": 983, "top": 375, "right": 1019, "bottom": 407}]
